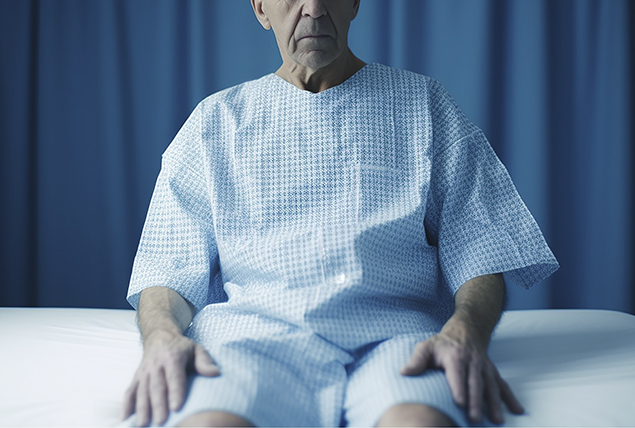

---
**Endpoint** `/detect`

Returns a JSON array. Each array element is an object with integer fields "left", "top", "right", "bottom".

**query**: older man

[{"left": 122, "top": 0, "right": 558, "bottom": 426}]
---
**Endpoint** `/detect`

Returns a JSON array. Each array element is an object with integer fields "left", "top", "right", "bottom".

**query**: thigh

[
  {"left": 177, "top": 410, "right": 254, "bottom": 427},
  {"left": 343, "top": 334, "right": 469, "bottom": 427},
  {"left": 165, "top": 310, "right": 351, "bottom": 427},
  {"left": 376, "top": 403, "right": 457, "bottom": 427}
]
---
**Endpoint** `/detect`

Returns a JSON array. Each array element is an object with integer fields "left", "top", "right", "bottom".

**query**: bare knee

[
  {"left": 376, "top": 403, "right": 457, "bottom": 427},
  {"left": 177, "top": 411, "right": 254, "bottom": 427}
]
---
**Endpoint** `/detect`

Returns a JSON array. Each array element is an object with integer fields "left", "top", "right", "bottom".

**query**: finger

[
  {"left": 149, "top": 368, "right": 169, "bottom": 426},
  {"left": 400, "top": 341, "right": 433, "bottom": 376},
  {"left": 443, "top": 356, "right": 468, "bottom": 408},
  {"left": 194, "top": 345, "right": 221, "bottom": 377},
  {"left": 135, "top": 375, "right": 152, "bottom": 427},
  {"left": 121, "top": 381, "right": 138, "bottom": 421},
  {"left": 467, "top": 359, "right": 484, "bottom": 423},
  {"left": 165, "top": 360, "right": 188, "bottom": 412},
  {"left": 484, "top": 366, "right": 503, "bottom": 425},
  {"left": 499, "top": 375, "right": 525, "bottom": 415}
]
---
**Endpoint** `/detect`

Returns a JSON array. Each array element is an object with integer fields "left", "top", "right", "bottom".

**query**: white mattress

[{"left": 0, "top": 308, "right": 633, "bottom": 427}]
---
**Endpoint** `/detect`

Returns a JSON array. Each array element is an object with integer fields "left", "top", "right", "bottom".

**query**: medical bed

[{"left": 1, "top": 307, "right": 633, "bottom": 427}]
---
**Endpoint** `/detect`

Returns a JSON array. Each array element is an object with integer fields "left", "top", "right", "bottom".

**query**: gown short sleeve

[
  {"left": 126, "top": 105, "right": 223, "bottom": 312},
  {"left": 424, "top": 83, "right": 559, "bottom": 294}
]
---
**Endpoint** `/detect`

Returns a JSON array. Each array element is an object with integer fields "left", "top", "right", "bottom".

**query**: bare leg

[
  {"left": 376, "top": 403, "right": 458, "bottom": 427},
  {"left": 177, "top": 411, "right": 254, "bottom": 427}
]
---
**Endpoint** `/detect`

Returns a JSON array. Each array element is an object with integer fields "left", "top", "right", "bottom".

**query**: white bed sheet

[{"left": 0, "top": 308, "right": 633, "bottom": 427}]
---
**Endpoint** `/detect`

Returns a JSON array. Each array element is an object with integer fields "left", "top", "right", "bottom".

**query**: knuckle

[
  {"left": 150, "top": 378, "right": 167, "bottom": 394},
  {"left": 467, "top": 351, "right": 485, "bottom": 367},
  {"left": 449, "top": 350, "right": 467, "bottom": 365},
  {"left": 165, "top": 368, "right": 184, "bottom": 384}
]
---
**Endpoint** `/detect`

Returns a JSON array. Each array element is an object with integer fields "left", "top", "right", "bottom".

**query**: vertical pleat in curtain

[{"left": 0, "top": 0, "right": 632, "bottom": 312}]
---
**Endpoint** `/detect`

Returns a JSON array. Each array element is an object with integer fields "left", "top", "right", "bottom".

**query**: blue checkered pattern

[{"left": 127, "top": 63, "right": 558, "bottom": 426}]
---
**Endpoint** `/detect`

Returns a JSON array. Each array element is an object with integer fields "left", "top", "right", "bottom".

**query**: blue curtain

[{"left": 1, "top": 0, "right": 632, "bottom": 313}]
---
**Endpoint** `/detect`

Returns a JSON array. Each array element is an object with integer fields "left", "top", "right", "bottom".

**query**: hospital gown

[{"left": 127, "top": 62, "right": 559, "bottom": 427}]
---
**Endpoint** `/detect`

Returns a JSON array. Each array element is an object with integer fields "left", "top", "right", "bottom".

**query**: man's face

[{"left": 252, "top": 0, "right": 360, "bottom": 70}]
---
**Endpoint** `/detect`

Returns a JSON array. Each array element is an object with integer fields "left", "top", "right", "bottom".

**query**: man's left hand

[{"left": 400, "top": 319, "right": 524, "bottom": 424}]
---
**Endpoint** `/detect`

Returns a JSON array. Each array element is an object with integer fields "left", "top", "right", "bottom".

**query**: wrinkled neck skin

[{"left": 275, "top": 48, "right": 366, "bottom": 93}]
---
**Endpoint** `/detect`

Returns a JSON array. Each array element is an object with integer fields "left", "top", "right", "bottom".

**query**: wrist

[
  {"left": 141, "top": 323, "right": 184, "bottom": 348},
  {"left": 442, "top": 314, "right": 491, "bottom": 350}
]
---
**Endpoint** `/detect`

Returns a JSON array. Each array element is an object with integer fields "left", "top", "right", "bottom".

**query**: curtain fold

[{"left": 0, "top": 0, "right": 632, "bottom": 312}]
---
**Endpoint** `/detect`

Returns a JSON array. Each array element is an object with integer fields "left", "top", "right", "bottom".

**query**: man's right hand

[{"left": 121, "top": 330, "right": 220, "bottom": 427}]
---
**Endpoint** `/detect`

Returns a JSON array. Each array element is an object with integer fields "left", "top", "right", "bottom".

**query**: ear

[
  {"left": 251, "top": 0, "right": 272, "bottom": 30},
  {"left": 350, "top": 0, "right": 361, "bottom": 21}
]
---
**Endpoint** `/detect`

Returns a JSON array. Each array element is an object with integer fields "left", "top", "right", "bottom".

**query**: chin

[{"left": 295, "top": 51, "right": 340, "bottom": 70}]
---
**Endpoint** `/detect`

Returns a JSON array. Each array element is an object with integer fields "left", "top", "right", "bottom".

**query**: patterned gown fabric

[{"left": 127, "top": 63, "right": 559, "bottom": 426}]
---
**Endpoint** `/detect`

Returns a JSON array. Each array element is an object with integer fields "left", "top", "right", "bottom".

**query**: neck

[{"left": 275, "top": 49, "right": 366, "bottom": 93}]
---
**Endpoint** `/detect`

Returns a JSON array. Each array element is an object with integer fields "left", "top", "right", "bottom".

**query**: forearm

[
  {"left": 137, "top": 286, "right": 196, "bottom": 344},
  {"left": 443, "top": 273, "right": 505, "bottom": 348}
]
